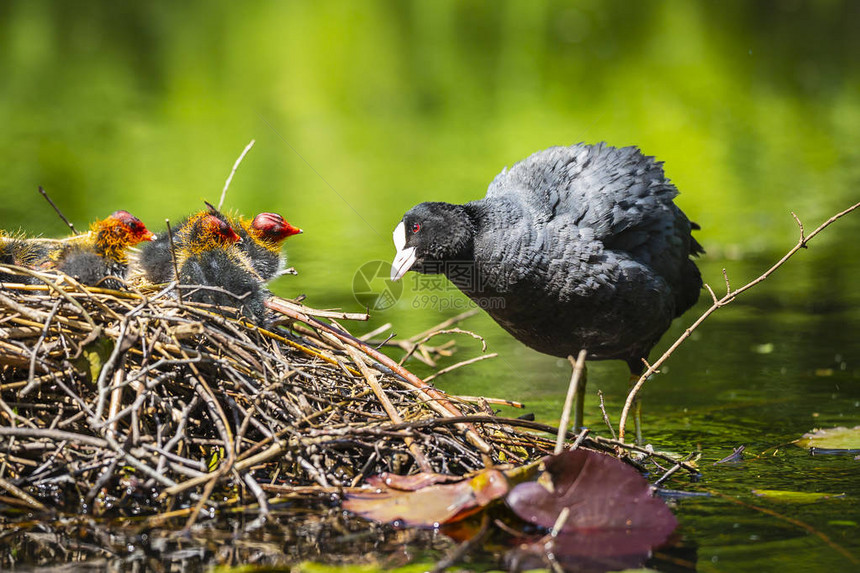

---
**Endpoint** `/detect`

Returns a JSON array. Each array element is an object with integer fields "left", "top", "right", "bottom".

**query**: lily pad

[
  {"left": 364, "top": 472, "right": 459, "bottom": 491},
  {"left": 752, "top": 489, "right": 845, "bottom": 503},
  {"left": 343, "top": 468, "right": 509, "bottom": 527},
  {"left": 796, "top": 426, "right": 860, "bottom": 452},
  {"left": 506, "top": 449, "right": 678, "bottom": 557}
]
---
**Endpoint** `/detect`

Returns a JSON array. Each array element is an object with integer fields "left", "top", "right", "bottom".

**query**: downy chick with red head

[
  {"left": 236, "top": 212, "right": 302, "bottom": 280},
  {"left": 30, "top": 210, "right": 155, "bottom": 288},
  {"left": 162, "top": 209, "right": 269, "bottom": 321},
  {"left": 138, "top": 205, "right": 236, "bottom": 284},
  {"left": 139, "top": 208, "right": 301, "bottom": 285}
]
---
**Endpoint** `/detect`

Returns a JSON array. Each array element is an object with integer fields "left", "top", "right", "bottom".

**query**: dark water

[
  {"left": 360, "top": 250, "right": 860, "bottom": 571},
  {"left": 1, "top": 1, "right": 859, "bottom": 570}
]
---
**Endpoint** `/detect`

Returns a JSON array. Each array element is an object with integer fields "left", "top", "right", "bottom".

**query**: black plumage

[
  {"left": 166, "top": 212, "right": 269, "bottom": 321},
  {"left": 179, "top": 246, "right": 268, "bottom": 321},
  {"left": 137, "top": 230, "right": 182, "bottom": 285},
  {"left": 392, "top": 142, "right": 703, "bottom": 376},
  {"left": 59, "top": 249, "right": 123, "bottom": 289},
  {"left": 138, "top": 207, "right": 235, "bottom": 285}
]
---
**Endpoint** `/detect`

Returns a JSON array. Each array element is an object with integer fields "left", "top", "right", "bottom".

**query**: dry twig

[
  {"left": 218, "top": 139, "right": 256, "bottom": 210},
  {"left": 0, "top": 269, "right": 556, "bottom": 522},
  {"left": 618, "top": 201, "right": 860, "bottom": 441}
]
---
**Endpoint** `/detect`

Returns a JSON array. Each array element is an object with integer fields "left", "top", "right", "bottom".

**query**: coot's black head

[{"left": 390, "top": 202, "right": 474, "bottom": 281}]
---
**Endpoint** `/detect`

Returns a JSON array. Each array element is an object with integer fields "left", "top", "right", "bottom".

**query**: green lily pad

[
  {"left": 752, "top": 489, "right": 844, "bottom": 503},
  {"left": 796, "top": 426, "right": 860, "bottom": 451},
  {"left": 753, "top": 342, "right": 774, "bottom": 354},
  {"left": 72, "top": 328, "right": 114, "bottom": 384}
]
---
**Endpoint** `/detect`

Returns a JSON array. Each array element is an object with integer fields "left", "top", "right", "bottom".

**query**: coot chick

[
  {"left": 0, "top": 232, "right": 46, "bottom": 284},
  {"left": 236, "top": 212, "right": 302, "bottom": 280},
  {"left": 138, "top": 206, "right": 235, "bottom": 284},
  {"left": 45, "top": 211, "right": 155, "bottom": 288},
  {"left": 391, "top": 143, "right": 703, "bottom": 439},
  {"left": 174, "top": 212, "right": 269, "bottom": 321},
  {"left": 140, "top": 209, "right": 300, "bottom": 284}
]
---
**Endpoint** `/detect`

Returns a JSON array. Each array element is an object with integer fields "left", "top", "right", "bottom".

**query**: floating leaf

[
  {"left": 344, "top": 469, "right": 509, "bottom": 527},
  {"left": 365, "top": 472, "right": 459, "bottom": 491},
  {"left": 796, "top": 426, "right": 860, "bottom": 452},
  {"left": 753, "top": 342, "right": 774, "bottom": 354},
  {"left": 752, "top": 489, "right": 845, "bottom": 503},
  {"left": 507, "top": 449, "right": 678, "bottom": 558}
]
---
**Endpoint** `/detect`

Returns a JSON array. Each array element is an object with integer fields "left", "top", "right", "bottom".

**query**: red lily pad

[
  {"left": 343, "top": 469, "right": 509, "bottom": 527},
  {"left": 506, "top": 449, "right": 678, "bottom": 557},
  {"left": 364, "top": 472, "right": 460, "bottom": 491}
]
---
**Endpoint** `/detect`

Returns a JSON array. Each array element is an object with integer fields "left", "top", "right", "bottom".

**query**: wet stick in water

[
  {"left": 357, "top": 310, "right": 481, "bottom": 367},
  {"left": 0, "top": 474, "right": 48, "bottom": 512},
  {"left": 423, "top": 352, "right": 497, "bottom": 383},
  {"left": 597, "top": 390, "right": 617, "bottom": 440},
  {"left": 398, "top": 327, "right": 486, "bottom": 367}
]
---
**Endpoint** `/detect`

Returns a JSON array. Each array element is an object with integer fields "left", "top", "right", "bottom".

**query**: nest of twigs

[{"left": 0, "top": 263, "right": 576, "bottom": 521}]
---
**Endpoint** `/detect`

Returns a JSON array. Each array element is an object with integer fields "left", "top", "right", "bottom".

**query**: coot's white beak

[{"left": 391, "top": 221, "right": 417, "bottom": 281}]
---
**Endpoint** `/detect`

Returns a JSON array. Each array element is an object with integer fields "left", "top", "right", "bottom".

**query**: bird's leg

[
  {"left": 572, "top": 359, "right": 588, "bottom": 433},
  {"left": 628, "top": 373, "right": 643, "bottom": 445}
]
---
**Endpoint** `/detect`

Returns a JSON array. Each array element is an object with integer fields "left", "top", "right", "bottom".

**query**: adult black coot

[{"left": 391, "top": 142, "right": 703, "bottom": 441}]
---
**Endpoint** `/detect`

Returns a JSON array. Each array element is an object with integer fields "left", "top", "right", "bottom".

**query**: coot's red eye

[{"left": 411, "top": 223, "right": 421, "bottom": 233}]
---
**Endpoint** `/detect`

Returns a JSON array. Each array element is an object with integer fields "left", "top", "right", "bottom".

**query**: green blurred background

[
  {"left": 1, "top": 1, "right": 859, "bottom": 569},
  {"left": 2, "top": 0, "right": 857, "bottom": 256}
]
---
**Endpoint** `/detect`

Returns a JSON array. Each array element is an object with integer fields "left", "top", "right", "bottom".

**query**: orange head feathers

[
  {"left": 108, "top": 210, "right": 156, "bottom": 242},
  {"left": 183, "top": 212, "right": 243, "bottom": 254},
  {"left": 93, "top": 210, "right": 156, "bottom": 263}
]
